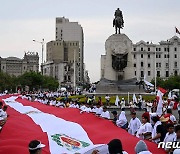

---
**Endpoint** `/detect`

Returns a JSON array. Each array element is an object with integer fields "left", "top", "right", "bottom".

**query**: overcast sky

[{"left": 0, "top": 0, "right": 180, "bottom": 82}]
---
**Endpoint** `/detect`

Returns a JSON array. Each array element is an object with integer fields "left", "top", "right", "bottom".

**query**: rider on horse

[{"left": 113, "top": 8, "right": 124, "bottom": 34}]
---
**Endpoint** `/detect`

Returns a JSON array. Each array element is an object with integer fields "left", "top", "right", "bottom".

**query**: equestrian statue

[{"left": 113, "top": 8, "right": 124, "bottom": 34}]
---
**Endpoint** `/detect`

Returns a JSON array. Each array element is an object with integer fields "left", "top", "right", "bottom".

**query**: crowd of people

[{"left": 1, "top": 90, "right": 180, "bottom": 153}]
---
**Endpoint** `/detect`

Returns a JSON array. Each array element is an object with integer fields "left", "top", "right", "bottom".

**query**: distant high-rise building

[
  {"left": 43, "top": 40, "right": 80, "bottom": 87},
  {"left": 56, "top": 17, "right": 84, "bottom": 83}
]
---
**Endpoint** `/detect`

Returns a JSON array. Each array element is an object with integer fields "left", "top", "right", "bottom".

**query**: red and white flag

[
  {"left": 175, "top": 27, "right": 180, "bottom": 35},
  {"left": 0, "top": 95, "right": 166, "bottom": 154},
  {"left": 156, "top": 87, "right": 167, "bottom": 116}
]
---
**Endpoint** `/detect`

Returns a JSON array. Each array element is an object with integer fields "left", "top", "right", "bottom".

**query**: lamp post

[
  {"left": 154, "top": 48, "right": 157, "bottom": 93},
  {"left": 33, "top": 39, "right": 45, "bottom": 74},
  {"left": 73, "top": 49, "right": 76, "bottom": 93}
]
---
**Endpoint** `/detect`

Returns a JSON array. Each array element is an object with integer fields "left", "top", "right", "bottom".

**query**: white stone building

[
  {"left": 132, "top": 36, "right": 180, "bottom": 82},
  {"left": 56, "top": 17, "right": 84, "bottom": 83},
  {"left": 0, "top": 52, "right": 39, "bottom": 76}
]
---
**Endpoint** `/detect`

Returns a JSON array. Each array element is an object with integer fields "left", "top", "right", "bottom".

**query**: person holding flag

[{"left": 156, "top": 87, "right": 167, "bottom": 116}]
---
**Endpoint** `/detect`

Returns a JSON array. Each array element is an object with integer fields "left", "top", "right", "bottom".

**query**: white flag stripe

[{"left": 3, "top": 96, "right": 95, "bottom": 154}]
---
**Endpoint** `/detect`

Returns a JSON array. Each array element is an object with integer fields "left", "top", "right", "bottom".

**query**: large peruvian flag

[{"left": 0, "top": 95, "right": 165, "bottom": 154}]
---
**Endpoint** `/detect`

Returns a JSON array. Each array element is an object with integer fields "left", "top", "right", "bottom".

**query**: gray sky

[{"left": 0, "top": 0, "right": 180, "bottom": 82}]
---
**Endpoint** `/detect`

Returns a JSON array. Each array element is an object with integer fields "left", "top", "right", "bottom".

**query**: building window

[
  {"left": 64, "top": 76, "right": 67, "bottom": 81},
  {"left": 135, "top": 71, "right": 136, "bottom": 76},
  {"left": 141, "top": 54, "right": 143, "bottom": 58},
  {"left": 134, "top": 63, "right": 136, "bottom": 67},
  {"left": 159, "top": 63, "right": 161, "bottom": 68},
  {"left": 174, "top": 70, "right": 178, "bottom": 76},
  {"left": 174, "top": 62, "right": 177, "bottom": 68},
  {"left": 148, "top": 71, "right": 151, "bottom": 76},
  {"left": 148, "top": 63, "right": 150, "bottom": 68},
  {"left": 141, "top": 71, "right": 144, "bottom": 77},
  {"left": 156, "top": 48, "right": 158, "bottom": 51},
  {"left": 148, "top": 47, "right": 150, "bottom": 51},
  {"left": 141, "top": 47, "right": 143, "bottom": 51},
  {"left": 2, "top": 66, "right": 4, "bottom": 69},
  {"left": 68, "top": 76, "right": 71, "bottom": 81},
  {"left": 166, "top": 63, "right": 169, "bottom": 68},
  {"left": 64, "top": 66, "right": 67, "bottom": 71},
  {"left": 64, "top": 48, "right": 68, "bottom": 61},
  {"left": 174, "top": 47, "right": 177, "bottom": 51},
  {"left": 167, "top": 54, "right": 169, "bottom": 58},
  {"left": 156, "top": 63, "right": 158, "bottom": 67},
  {"left": 134, "top": 54, "right": 136, "bottom": 59},
  {"left": 164, "top": 54, "right": 166, "bottom": 58},
  {"left": 148, "top": 54, "right": 150, "bottom": 58},
  {"left": 157, "top": 71, "right": 160, "bottom": 77},
  {"left": 166, "top": 71, "right": 169, "bottom": 77},
  {"left": 175, "top": 54, "right": 177, "bottom": 58},
  {"left": 159, "top": 48, "right": 161, "bottom": 51},
  {"left": 141, "top": 62, "right": 143, "bottom": 67},
  {"left": 134, "top": 48, "right": 136, "bottom": 51}
]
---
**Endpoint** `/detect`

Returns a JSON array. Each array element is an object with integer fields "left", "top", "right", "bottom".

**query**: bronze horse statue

[{"left": 113, "top": 16, "right": 124, "bottom": 34}]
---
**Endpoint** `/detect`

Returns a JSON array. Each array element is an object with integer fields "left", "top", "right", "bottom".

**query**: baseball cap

[{"left": 29, "top": 140, "right": 45, "bottom": 150}]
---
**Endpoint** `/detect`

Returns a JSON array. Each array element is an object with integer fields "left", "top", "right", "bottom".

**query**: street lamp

[
  {"left": 33, "top": 39, "right": 45, "bottom": 74},
  {"left": 73, "top": 49, "right": 76, "bottom": 92}
]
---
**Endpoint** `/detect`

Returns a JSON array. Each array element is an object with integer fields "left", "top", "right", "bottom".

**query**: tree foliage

[
  {"left": 151, "top": 75, "right": 180, "bottom": 90},
  {"left": 0, "top": 71, "right": 59, "bottom": 92}
]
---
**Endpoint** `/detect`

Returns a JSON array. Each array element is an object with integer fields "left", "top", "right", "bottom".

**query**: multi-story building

[
  {"left": 42, "top": 40, "right": 80, "bottom": 87},
  {"left": 132, "top": 36, "right": 180, "bottom": 82},
  {"left": 56, "top": 17, "right": 84, "bottom": 83},
  {"left": 0, "top": 51, "right": 39, "bottom": 76}
]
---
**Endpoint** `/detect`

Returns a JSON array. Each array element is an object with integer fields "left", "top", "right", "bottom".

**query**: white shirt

[
  {"left": 100, "top": 111, "right": 110, "bottom": 119},
  {"left": 105, "top": 96, "right": 110, "bottom": 101},
  {"left": 96, "top": 107, "right": 103, "bottom": 115},
  {"left": 170, "top": 114, "right": 176, "bottom": 123},
  {"left": 146, "top": 102, "right": 152, "bottom": 112},
  {"left": 0, "top": 109, "right": 7, "bottom": 120},
  {"left": 80, "top": 105, "right": 86, "bottom": 111},
  {"left": 136, "top": 122, "right": 152, "bottom": 139},
  {"left": 80, "top": 107, "right": 92, "bottom": 113},
  {"left": 168, "top": 100, "right": 174, "bottom": 109},
  {"left": 178, "top": 104, "right": 180, "bottom": 111},
  {"left": 128, "top": 117, "right": 141, "bottom": 135},
  {"left": 164, "top": 132, "right": 176, "bottom": 143},
  {"left": 91, "top": 107, "right": 97, "bottom": 113},
  {"left": 120, "top": 100, "right": 125, "bottom": 109}
]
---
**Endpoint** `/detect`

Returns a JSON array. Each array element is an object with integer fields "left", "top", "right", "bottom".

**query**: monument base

[{"left": 96, "top": 78, "right": 145, "bottom": 93}]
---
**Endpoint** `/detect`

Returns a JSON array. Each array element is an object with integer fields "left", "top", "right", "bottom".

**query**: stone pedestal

[{"left": 101, "top": 34, "right": 134, "bottom": 81}]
